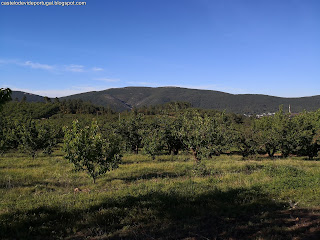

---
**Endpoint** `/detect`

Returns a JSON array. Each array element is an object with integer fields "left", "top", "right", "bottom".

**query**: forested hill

[
  {"left": 11, "top": 91, "right": 46, "bottom": 103},
  {"left": 60, "top": 87, "right": 320, "bottom": 114},
  {"left": 12, "top": 87, "right": 320, "bottom": 114}
]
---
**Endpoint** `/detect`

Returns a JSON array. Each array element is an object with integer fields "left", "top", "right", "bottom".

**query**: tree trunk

[
  {"left": 173, "top": 149, "right": 179, "bottom": 155},
  {"left": 267, "top": 148, "right": 275, "bottom": 158},
  {"left": 191, "top": 148, "right": 200, "bottom": 162}
]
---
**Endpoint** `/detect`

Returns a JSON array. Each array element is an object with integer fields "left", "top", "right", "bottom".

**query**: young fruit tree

[
  {"left": 234, "top": 122, "right": 258, "bottom": 158},
  {"left": 273, "top": 107, "right": 297, "bottom": 158},
  {"left": 118, "top": 113, "right": 144, "bottom": 154},
  {"left": 140, "top": 117, "right": 166, "bottom": 160},
  {"left": 19, "top": 119, "right": 56, "bottom": 158},
  {"left": 63, "top": 120, "right": 121, "bottom": 183},
  {"left": 178, "top": 110, "right": 217, "bottom": 162},
  {"left": 293, "top": 111, "right": 320, "bottom": 159},
  {"left": 161, "top": 115, "right": 185, "bottom": 155}
]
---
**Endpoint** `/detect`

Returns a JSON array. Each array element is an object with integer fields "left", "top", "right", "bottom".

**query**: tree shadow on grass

[
  {"left": 1, "top": 186, "right": 320, "bottom": 240},
  {"left": 301, "top": 157, "right": 320, "bottom": 161},
  {"left": 112, "top": 171, "right": 187, "bottom": 183},
  {"left": 0, "top": 164, "right": 42, "bottom": 169},
  {"left": 0, "top": 179, "right": 73, "bottom": 189}
]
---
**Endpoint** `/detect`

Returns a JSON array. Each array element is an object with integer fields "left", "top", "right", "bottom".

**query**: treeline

[
  {"left": 1, "top": 98, "right": 320, "bottom": 161},
  {"left": 1, "top": 98, "right": 115, "bottom": 119},
  {"left": 115, "top": 107, "right": 320, "bottom": 160}
]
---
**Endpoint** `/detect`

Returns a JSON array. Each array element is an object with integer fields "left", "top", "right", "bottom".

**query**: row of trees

[
  {"left": 2, "top": 103, "right": 320, "bottom": 161},
  {"left": 116, "top": 107, "right": 320, "bottom": 161},
  {"left": 128, "top": 109, "right": 320, "bottom": 160},
  {"left": 0, "top": 116, "right": 57, "bottom": 158},
  {"left": 252, "top": 108, "right": 320, "bottom": 159},
  {"left": 61, "top": 107, "right": 320, "bottom": 182}
]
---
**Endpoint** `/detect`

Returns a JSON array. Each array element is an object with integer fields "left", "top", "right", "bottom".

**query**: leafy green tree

[
  {"left": 118, "top": 113, "right": 144, "bottom": 154},
  {"left": 293, "top": 111, "right": 319, "bottom": 159},
  {"left": 18, "top": 119, "right": 56, "bottom": 158},
  {"left": 0, "top": 117, "right": 20, "bottom": 153},
  {"left": 0, "top": 88, "right": 12, "bottom": 111},
  {"left": 234, "top": 121, "right": 258, "bottom": 158},
  {"left": 0, "top": 117, "right": 7, "bottom": 153},
  {"left": 255, "top": 107, "right": 303, "bottom": 158},
  {"left": 255, "top": 116, "right": 280, "bottom": 157},
  {"left": 141, "top": 118, "right": 166, "bottom": 160},
  {"left": 161, "top": 115, "right": 184, "bottom": 155},
  {"left": 209, "top": 112, "right": 233, "bottom": 156},
  {"left": 273, "top": 107, "right": 297, "bottom": 158},
  {"left": 63, "top": 120, "right": 121, "bottom": 183},
  {"left": 178, "top": 110, "right": 217, "bottom": 162}
]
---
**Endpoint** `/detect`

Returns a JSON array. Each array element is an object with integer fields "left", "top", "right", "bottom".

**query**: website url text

[{"left": 1, "top": 1, "right": 87, "bottom": 6}]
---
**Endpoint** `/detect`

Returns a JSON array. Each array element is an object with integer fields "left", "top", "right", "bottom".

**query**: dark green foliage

[
  {"left": 255, "top": 116, "right": 279, "bottom": 157},
  {"left": 141, "top": 117, "right": 166, "bottom": 159},
  {"left": 118, "top": 113, "right": 145, "bottom": 154},
  {"left": 161, "top": 115, "right": 185, "bottom": 155},
  {"left": 178, "top": 110, "right": 218, "bottom": 161},
  {"left": 0, "top": 88, "right": 12, "bottom": 111},
  {"left": 58, "top": 86, "right": 320, "bottom": 114},
  {"left": 18, "top": 119, "right": 56, "bottom": 158},
  {"left": 63, "top": 120, "right": 121, "bottom": 183},
  {"left": 2, "top": 99, "right": 114, "bottom": 120},
  {"left": 1, "top": 101, "right": 60, "bottom": 119},
  {"left": 274, "top": 107, "right": 297, "bottom": 158},
  {"left": 59, "top": 99, "right": 114, "bottom": 115},
  {"left": 234, "top": 122, "right": 258, "bottom": 157},
  {"left": 254, "top": 107, "right": 320, "bottom": 158},
  {"left": 0, "top": 117, "right": 20, "bottom": 153},
  {"left": 292, "top": 110, "right": 320, "bottom": 159},
  {"left": 209, "top": 111, "right": 233, "bottom": 156},
  {"left": 137, "top": 101, "right": 192, "bottom": 115}
]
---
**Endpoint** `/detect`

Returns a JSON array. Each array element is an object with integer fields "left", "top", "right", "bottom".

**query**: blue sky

[{"left": 0, "top": 0, "right": 319, "bottom": 97}]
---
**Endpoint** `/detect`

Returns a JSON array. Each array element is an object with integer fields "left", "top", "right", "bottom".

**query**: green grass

[{"left": 1, "top": 152, "right": 320, "bottom": 239}]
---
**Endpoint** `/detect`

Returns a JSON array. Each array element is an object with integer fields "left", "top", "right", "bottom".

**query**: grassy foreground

[{"left": 1, "top": 152, "right": 320, "bottom": 240}]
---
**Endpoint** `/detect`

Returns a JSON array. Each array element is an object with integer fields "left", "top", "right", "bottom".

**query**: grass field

[{"left": 1, "top": 151, "right": 320, "bottom": 239}]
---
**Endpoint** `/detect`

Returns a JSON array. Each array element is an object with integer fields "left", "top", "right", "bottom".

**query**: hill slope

[
  {"left": 60, "top": 87, "right": 320, "bottom": 114},
  {"left": 11, "top": 91, "right": 46, "bottom": 103},
  {"left": 11, "top": 87, "right": 320, "bottom": 114}
]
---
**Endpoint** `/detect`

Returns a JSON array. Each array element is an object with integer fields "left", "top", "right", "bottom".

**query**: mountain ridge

[{"left": 11, "top": 87, "right": 320, "bottom": 114}]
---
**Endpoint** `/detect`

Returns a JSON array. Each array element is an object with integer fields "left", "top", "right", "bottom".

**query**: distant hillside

[
  {"left": 11, "top": 91, "right": 46, "bottom": 103},
  {"left": 60, "top": 87, "right": 320, "bottom": 114},
  {"left": 11, "top": 87, "right": 320, "bottom": 114}
]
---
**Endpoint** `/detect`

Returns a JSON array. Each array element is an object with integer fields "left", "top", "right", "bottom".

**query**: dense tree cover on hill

[
  {"left": 12, "top": 87, "right": 320, "bottom": 114},
  {"left": 58, "top": 87, "right": 320, "bottom": 114},
  {"left": 2, "top": 98, "right": 115, "bottom": 119},
  {"left": 2, "top": 94, "right": 320, "bottom": 180}
]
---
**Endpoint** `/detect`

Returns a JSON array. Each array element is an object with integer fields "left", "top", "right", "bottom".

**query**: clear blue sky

[{"left": 0, "top": 0, "right": 319, "bottom": 97}]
